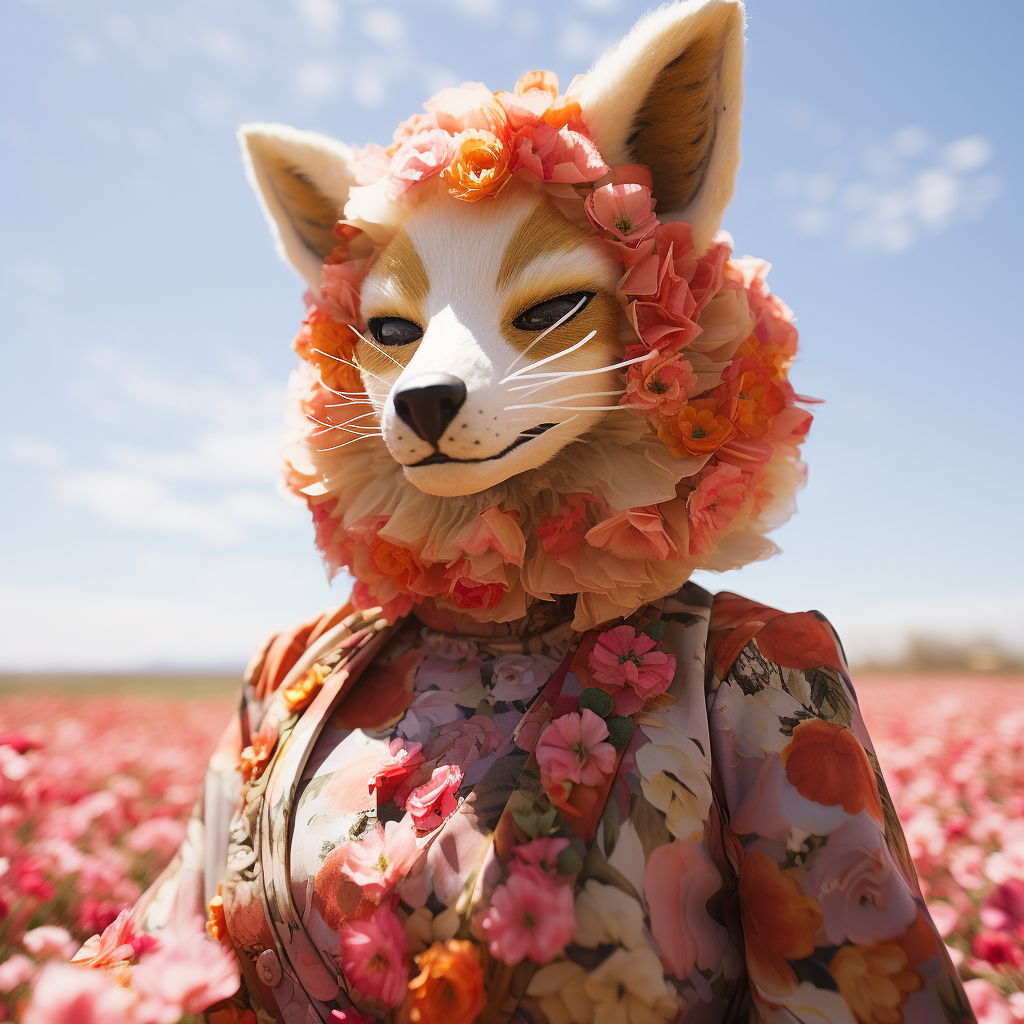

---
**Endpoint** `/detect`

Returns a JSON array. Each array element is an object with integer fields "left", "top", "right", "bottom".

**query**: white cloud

[
  {"left": 16, "top": 257, "right": 62, "bottom": 293},
  {"left": 352, "top": 69, "right": 386, "bottom": 108},
  {"left": 200, "top": 28, "right": 257, "bottom": 74},
  {"left": 3, "top": 435, "right": 66, "bottom": 470},
  {"left": 360, "top": 9, "right": 405, "bottom": 47},
  {"left": 296, "top": 0, "right": 340, "bottom": 38},
  {"left": 294, "top": 59, "right": 341, "bottom": 100},
  {"left": 67, "top": 33, "right": 100, "bottom": 64},
  {"left": 559, "top": 21, "right": 599, "bottom": 60},
  {"left": 775, "top": 126, "right": 1002, "bottom": 254},
  {"left": 446, "top": 0, "right": 502, "bottom": 23}
]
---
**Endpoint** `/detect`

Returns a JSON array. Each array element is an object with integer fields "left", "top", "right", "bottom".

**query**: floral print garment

[{"left": 134, "top": 586, "right": 972, "bottom": 1024}]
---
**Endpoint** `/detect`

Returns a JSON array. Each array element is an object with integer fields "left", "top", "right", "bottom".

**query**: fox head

[{"left": 239, "top": 0, "right": 811, "bottom": 629}]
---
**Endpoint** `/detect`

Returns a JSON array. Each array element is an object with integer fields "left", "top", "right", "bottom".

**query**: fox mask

[{"left": 240, "top": 0, "right": 812, "bottom": 630}]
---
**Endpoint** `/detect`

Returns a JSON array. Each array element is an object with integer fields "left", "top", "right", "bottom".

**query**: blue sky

[{"left": 1, "top": 0, "right": 1021, "bottom": 669}]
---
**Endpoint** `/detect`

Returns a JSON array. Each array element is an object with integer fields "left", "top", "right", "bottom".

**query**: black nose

[{"left": 393, "top": 373, "right": 467, "bottom": 448}]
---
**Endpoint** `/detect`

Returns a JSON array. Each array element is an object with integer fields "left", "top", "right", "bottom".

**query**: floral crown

[{"left": 284, "top": 71, "right": 814, "bottom": 629}]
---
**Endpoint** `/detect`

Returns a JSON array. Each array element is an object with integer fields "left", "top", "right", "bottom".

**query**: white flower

[
  {"left": 634, "top": 741, "right": 712, "bottom": 843},
  {"left": 582, "top": 947, "right": 680, "bottom": 1024},
  {"left": 527, "top": 960, "right": 595, "bottom": 1024},
  {"left": 711, "top": 677, "right": 802, "bottom": 758},
  {"left": 489, "top": 654, "right": 553, "bottom": 702},
  {"left": 574, "top": 880, "right": 646, "bottom": 950}
]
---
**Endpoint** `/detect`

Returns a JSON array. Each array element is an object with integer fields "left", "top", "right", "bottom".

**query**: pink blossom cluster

[
  {"left": 0, "top": 693, "right": 234, "bottom": 1020},
  {"left": 857, "top": 677, "right": 1024, "bottom": 1021}
]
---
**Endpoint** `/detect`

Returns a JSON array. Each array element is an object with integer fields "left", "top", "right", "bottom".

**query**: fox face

[
  {"left": 238, "top": 0, "right": 811, "bottom": 629},
  {"left": 357, "top": 187, "right": 623, "bottom": 497}
]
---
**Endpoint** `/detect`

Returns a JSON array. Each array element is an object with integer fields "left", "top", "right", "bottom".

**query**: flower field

[{"left": 0, "top": 675, "right": 1021, "bottom": 1022}]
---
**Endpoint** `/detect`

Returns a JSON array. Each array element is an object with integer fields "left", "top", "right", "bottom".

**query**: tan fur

[
  {"left": 629, "top": 32, "right": 723, "bottom": 213},
  {"left": 495, "top": 198, "right": 593, "bottom": 292},
  {"left": 366, "top": 228, "right": 430, "bottom": 310},
  {"left": 261, "top": 151, "right": 341, "bottom": 260},
  {"left": 499, "top": 287, "right": 620, "bottom": 364}
]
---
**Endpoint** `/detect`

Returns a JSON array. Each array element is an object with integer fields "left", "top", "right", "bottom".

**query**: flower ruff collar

[{"left": 283, "top": 71, "right": 814, "bottom": 630}]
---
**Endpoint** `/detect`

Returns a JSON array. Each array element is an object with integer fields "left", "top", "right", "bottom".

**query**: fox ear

[
  {"left": 579, "top": 0, "right": 745, "bottom": 253},
  {"left": 239, "top": 123, "right": 356, "bottom": 290}
]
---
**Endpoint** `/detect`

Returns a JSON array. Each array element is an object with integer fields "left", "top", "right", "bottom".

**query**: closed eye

[
  {"left": 511, "top": 291, "right": 594, "bottom": 331},
  {"left": 367, "top": 316, "right": 424, "bottom": 347}
]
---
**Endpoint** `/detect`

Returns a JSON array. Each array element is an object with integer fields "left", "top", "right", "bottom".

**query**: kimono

[{"left": 133, "top": 584, "right": 974, "bottom": 1024}]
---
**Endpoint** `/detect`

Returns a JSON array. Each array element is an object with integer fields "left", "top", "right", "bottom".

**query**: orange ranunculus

[
  {"left": 829, "top": 943, "right": 922, "bottom": 1024},
  {"left": 400, "top": 939, "right": 487, "bottom": 1024},
  {"left": 754, "top": 611, "right": 843, "bottom": 672},
  {"left": 738, "top": 849, "right": 824, "bottom": 997},
  {"left": 370, "top": 538, "right": 423, "bottom": 591},
  {"left": 239, "top": 723, "right": 278, "bottom": 783},
  {"left": 658, "top": 399, "right": 737, "bottom": 458},
  {"left": 514, "top": 70, "right": 560, "bottom": 99},
  {"left": 782, "top": 718, "right": 884, "bottom": 823},
  {"left": 281, "top": 662, "right": 329, "bottom": 713},
  {"left": 443, "top": 131, "right": 512, "bottom": 202},
  {"left": 206, "top": 887, "right": 230, "bottom": 945},
  {"left": 717, "top": 360, "right": 786, "bottom": 438},
  {"left": 307, "top": 309, "right": 363, "bottom": 396}
]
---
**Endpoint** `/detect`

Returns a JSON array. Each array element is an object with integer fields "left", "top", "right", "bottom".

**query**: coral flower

[
  {"left": 282, "top": 662, "right": 329, "bottom": 713},
  {"left": 386, "top": 129, "right": 455, "bottom": 200},
  {"left": 339, "top": 904, "right": 410, "bottom": 1007},
  {"left": 686, "top": 464, "right": 750, "bottom": 557},
  {"left": 536, "top": 710, "right": 617, "bottom": 787},
  {"left": 716, "top": 357, "right": 786, "bottom": 438},
  {"left": 400, "top": 940, "right": 487, "bottom": 1024},
  {"left": 424, "top": 81, "right": 506, "bottom": 135},
  {"left": 239, "top": 723, "right": 278, "bottom": 784},
  {"left": 585, "top": 182, "right": 658, "bottom": 247},
  {"left": 446, "top": 568, "right": 507, "bottom": 610},
  {"left": 370, "top": 538, "right": 424, "bottom": 592},
  {"left": 73, "top": 907, "right": 157, "bottom": 970},
  {"left": 443, "top": 130, "right": 512, "bottom": 202},
  {"left": 658, "top": 401, "right": 737, "bottom": 458},
  {"left": 536, "top": 493, "right": 593, "bottom": 557},
  {"left": 588, "top": 624, "right": 676, "bottom": 700},
  {"left": 480, "top": 867, "right": 577, "bottom": 965},
  {"left": 622, "top": 351, "right": 696, "bottom": 416},
  {"left": 406, "top": 764, "right": 463, "bottom": 831},
  {"left": 584, "top": 506, "right": 677, "bottom": 562},
  {"left": 369, "top": 739, "right": 426, "bottom": 807},
  {"left": 782, "top": 718, "right": 885, "bottom": 823},
  {"left": 335, "top": 819, "right": 420, "bottom": 902}
]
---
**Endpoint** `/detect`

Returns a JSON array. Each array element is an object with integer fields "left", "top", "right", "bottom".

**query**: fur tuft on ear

[
  {"left": 239, "top": 123, "right": 356, "bottom": 291},
  {"left": 579, "top": 0, "right": 745, "bottom": 254}
]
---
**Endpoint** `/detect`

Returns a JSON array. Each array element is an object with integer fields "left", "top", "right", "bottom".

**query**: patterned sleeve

[{"left": 704, "top": 593, "right": 975, "bottom": 1024}]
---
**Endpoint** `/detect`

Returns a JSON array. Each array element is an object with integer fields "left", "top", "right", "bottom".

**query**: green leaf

[
  {"left": 579, "top": 687, "right": 615, "bottom": 718},
  {"left": 607, "top": 715, "right": 635, "bottom": 749},
  {"left": 642, "top": 619, "right": 668, "bottom": 642}
]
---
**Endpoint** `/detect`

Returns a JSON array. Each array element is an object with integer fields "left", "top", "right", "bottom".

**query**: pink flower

[
  {"left": 392, "top": 112, "right": 436, "bottom": 146},
  {"left": 950, "top": 845, "right": 987, "bottom": 890},
  {"left": 588, "top": 625, "right": 676, "bottom": 702},
  {"left": 536, "top": 710, "right": 617, "bottom": 788},
  {"left": 585, "top": 182, "right": 658, "bottom": 266},
  {"left": 22, "top": 925, "right": 78, "bottom": 960},
  {"left": 536, "top": 494, "right": 593, "bottom": 557},
  {"left": 369, "top": 739, "right": 425, "bottom": 808},
  {"left": 124, "top": 816, "right": 186, "bottom": 859},
  {"left": 406, "top": 764, "right": 464, "bottom": 831},
  {"left": 338, "top": 904, "right": 409, "bottom": 1007},
  {"left": 72, "top": 907, "right": 157, "bottom": 969},
  {"left": 686, "top": 464, "right": 751, "bottom": 557},
  {"left": 319, "top": 259, "right": 365, "bottom": 325},
  {"left": 644, "top": 840, "right": 729, "bottom": 978},
  {"left": 131, "top": 917, "right": 241, "bottom": 1017},
  {"left": 423, "top": 81, "right": 505, "bottom": 134},
  {"left": 972, "top": 929, "right": 1024, "bottom": 969},
  {"left": 965, "top": 979, "right": 1016, "bottom": 1024},
  {"left": 510, "top": 837, "right": 570, "bottom": 878},
  {"left": 480, "top": 867, "right": 576, "bottom": 965},
  {"left": 22, "top": 963, "right": 137, "bottom": 1024},
  {"left": 0, "top": 953, "right": 35, "bottom": 993},
  {"left": 926, "top": 901, "right": 961, "bottom": 939},
  {"left": 350, "top": 142, "right": 391, "bottom": 186},
  {"left": 509, "top": 124, "right": 608, "bottom": 184},
  {"left": 981, "top": 879, "right": 1024, "bottom": 932},
  {"left": 585, "top": 506, "right": 677, "bottom": 562},
  {"left": 385, "top": 129, "right": 456, "bottom": 200},
  {"left": 332, "top": 1011, "right": 377, "bottom": 1024},
  {"left": 622, "top": 351, "right": 696, "bottom": 416},
  {"left": 335, "top": 819, "right": 420, "bottom": 902}
]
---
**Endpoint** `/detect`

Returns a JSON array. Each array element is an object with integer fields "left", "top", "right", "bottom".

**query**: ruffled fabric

[{"left": 280, "top": 71, "right": 815, "bottom": 630}]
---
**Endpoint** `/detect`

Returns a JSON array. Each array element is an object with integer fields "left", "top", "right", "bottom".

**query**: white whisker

[
  {"left": 506, "top": 403, "right": 632, "bottom": 412},
  {"left": 348, "top": 324, "right": 404, "bottom": 369},
  {"left": 503, "top": 295, "right": 590, "bottom": 377},
  {"left": 311, "top": 348, "right": 391, "bottom": 387},
  {"left": 507, "top": 352, "right": 650, "bottom": 398},
  {"left": 500, "top": 331, "right": 597, "bottom": 384},
  {"left": 314, "top": 434, "right": 383, "bottom": 453}
]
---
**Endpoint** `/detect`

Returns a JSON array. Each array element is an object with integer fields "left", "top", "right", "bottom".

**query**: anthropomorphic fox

[{"left": 82, "top": 2, "right": 973, "bottom": 1022}]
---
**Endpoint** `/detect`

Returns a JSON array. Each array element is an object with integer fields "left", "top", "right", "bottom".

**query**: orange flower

[
  {"left": 658, "top": 399, "right": 736, "bottom": 457},
  {"left": 206, "top": 887, "right": 230, "bottom": 945},
  {"left": 443, "top": 131, "right": 512, "bottom": 202},
  {"left": 370, "top": 538, "right": 423, "bottom": 591},
  {"left": 738, "top": 849, "right": 823, "bottom": 996},
  {"left": 829, "top": 943, "right": 922, "bottom": 1024},
  {"left": 239, "top": 723, "right": 278, "bottom": 783},
  {"left": 207, "top": 1006, "right": 256, "bottom": 1024},
  {"left": 514, "top": 70, "right": 559, "bottom": 99},
  {"left": 281, "top": 662, "right": 328, "bottom": 713},
  {"left": 400, "top": 940, "right": 487, "bottom": 1024},
  {"left": 782, "top": 719, "right": 884, "bottom": 823},
  {"left": 307, "top": 309, "right": 363, "bottom": 396}
]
